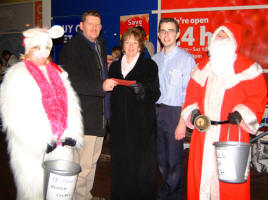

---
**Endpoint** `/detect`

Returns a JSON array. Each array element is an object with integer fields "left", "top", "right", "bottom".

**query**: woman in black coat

[{"left": 103, "top": 27, "right": 160, "bottom": 200}]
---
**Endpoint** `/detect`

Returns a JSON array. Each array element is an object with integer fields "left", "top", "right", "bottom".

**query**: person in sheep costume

[{"left": 0, "top": 26, "right": 83, "bottom": 200}]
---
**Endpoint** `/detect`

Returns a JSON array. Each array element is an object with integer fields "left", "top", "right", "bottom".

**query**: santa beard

[{"left": 209, "top": 39, "right": 237, "bottom": 75}]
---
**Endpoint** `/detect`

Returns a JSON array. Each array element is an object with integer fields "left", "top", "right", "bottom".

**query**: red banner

[
  {"left": 34, "top": 1, "right": 42, "bottom": 27},
  {"left": 162, "top": 8, "right": 268, "bottom": 69},
  {"left": 162, "top": 0, "right": 268, "bottom": 10},
  {"left": 120, "top": 14, "right": 150, "bottom": 39}
]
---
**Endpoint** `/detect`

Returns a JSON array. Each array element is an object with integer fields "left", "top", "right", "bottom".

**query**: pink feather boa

[{"left": 24, "top": 59, "right": 68, "bottom": 140}]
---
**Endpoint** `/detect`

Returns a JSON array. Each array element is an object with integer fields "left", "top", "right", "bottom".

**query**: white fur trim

[
  {"left": 209, "top": 25, "right": 237, "bottom": 52},
  {"left": 224, "top": 62, "right": 263, "bottom": 89},
  {"left": 200, "top": 126, "right": 221, "bottom": 200},
  {"left": 192, "top": 62, "right": 263, "bottom": 90},
  {"left": 233, "top": 104, "right": 259, "bottom": 134},
  {"left": 181, "top": 103, "right": 199, "bottom": 129},
  {"left": 198, "top": 69, "right": 225, "bottom": 199},
  {"left": 192, "top": 63, "right": 211, "bottom": 87}
]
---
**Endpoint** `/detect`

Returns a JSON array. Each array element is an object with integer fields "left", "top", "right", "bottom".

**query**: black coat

[
  {"left": 109, "top": 55, "right": 160, "bottom": 200},
  {"left": 59, "top": 31, "right": 107, "bottom": 136}
]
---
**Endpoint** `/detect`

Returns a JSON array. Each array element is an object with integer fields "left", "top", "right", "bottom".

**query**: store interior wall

[{"left": 0, "top": 2, "right": 33, "bottom": 58}]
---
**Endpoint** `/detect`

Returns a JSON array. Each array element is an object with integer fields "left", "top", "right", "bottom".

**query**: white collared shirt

[{"left": 121, "top": 52, "right": 140, "bottom": 78}]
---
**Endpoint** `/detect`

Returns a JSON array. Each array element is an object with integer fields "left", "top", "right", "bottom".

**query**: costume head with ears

[{"left": 23, "top": 25, "right": 64, "bottom": 59}]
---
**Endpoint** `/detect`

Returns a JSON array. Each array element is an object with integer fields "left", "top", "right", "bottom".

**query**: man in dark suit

[{"left": 59, "top": 9, "right": 108, "bottom": 200}]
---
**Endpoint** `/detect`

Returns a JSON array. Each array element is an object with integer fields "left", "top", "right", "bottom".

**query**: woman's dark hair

[
  {"left": 135, "top": 26, "right": 147, "bottom": 38},
  {"left": 112, "top": 46, "right": 122, "bottom": 59},
  {"left": 2, "top": 50, "right": 11, "bottom": 57}
]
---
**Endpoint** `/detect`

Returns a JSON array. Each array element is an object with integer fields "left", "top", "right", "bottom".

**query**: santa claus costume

[
  {"left": 181, "top": 23, "right": 267, "bottom": 200},
  {"left": 0, "top": 26, "right": 83, "bottom": 200}
]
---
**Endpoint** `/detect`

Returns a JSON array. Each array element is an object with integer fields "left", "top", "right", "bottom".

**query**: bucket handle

[
  {"left": 226, "top": 119, "right": 241, "bottom": 142},
  {"left": 43, "top": 139, "right": 80, "bottom": 164}
]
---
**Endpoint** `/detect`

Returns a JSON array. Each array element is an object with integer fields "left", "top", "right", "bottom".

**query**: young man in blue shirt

[{"left": 152, "top": 18, "right": 195, "bottom": 200}]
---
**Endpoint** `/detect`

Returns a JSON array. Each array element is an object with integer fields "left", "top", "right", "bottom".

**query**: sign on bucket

[
  {"left": 46, "top": 169, "right": 78, "bottom": 199},
  {"left": 214, "top": 141, "right": 250, "bottom": 183}
]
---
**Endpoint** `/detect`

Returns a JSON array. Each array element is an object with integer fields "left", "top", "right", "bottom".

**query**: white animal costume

[{"left": 0, "top": 26, "right": 83, "bottom": 200}]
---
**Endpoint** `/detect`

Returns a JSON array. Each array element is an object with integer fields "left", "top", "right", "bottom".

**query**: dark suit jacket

[{"left": 59, "top": 31, "right": 107, "bottom": 136}]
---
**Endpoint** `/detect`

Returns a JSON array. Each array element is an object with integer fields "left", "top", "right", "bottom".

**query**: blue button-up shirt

[{"left": 152, "top": 46, "right": 195, "bottom": 107}]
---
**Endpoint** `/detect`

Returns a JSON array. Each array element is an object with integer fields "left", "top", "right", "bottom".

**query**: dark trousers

[{"left": 156, "top": 104, "right": 184, "bottom": 200}]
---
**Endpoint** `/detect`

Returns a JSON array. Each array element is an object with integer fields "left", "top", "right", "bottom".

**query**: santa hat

[
  {"left": 209, "top": 23, "right": 242, "bottom": 53},
  {"left": 23, "top": 25, "right": 64, "bottom": 54}
]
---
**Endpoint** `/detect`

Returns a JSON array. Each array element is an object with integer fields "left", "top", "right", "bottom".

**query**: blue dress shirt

[{"left": 152, "top": 46, "right": 195, "bottom": 107}]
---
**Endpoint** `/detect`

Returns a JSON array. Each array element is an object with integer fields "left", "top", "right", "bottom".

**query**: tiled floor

[{"left": 0, "top": 133, "right": 268, "bottom": 200}]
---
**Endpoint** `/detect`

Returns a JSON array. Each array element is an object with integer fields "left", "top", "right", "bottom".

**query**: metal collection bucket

[
  {"left": 213, "top": 123, "right": 251, "bottom": 183},
  {"left": 43, "top": 146, "right": 81, "bottom": 200}
]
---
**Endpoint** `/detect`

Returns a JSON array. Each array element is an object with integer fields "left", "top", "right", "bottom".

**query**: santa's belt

[
  {"left": 194, "top": 115, "right": 229, "bottom": 132},
  {"left": 210, "top": 120, "right": 229, "bottom": 125}
]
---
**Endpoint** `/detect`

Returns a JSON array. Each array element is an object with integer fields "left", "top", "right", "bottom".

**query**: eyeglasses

[{"left": 159, "top": 29, "right": 176, "bottom": 35}]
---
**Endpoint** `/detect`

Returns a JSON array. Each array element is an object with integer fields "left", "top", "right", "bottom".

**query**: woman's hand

[
  {"left": 175, "top": 117, "right": 186, "bottom": 140},
  {"left": 103, "top": 78, "right": 118, "bottom": 91}
]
